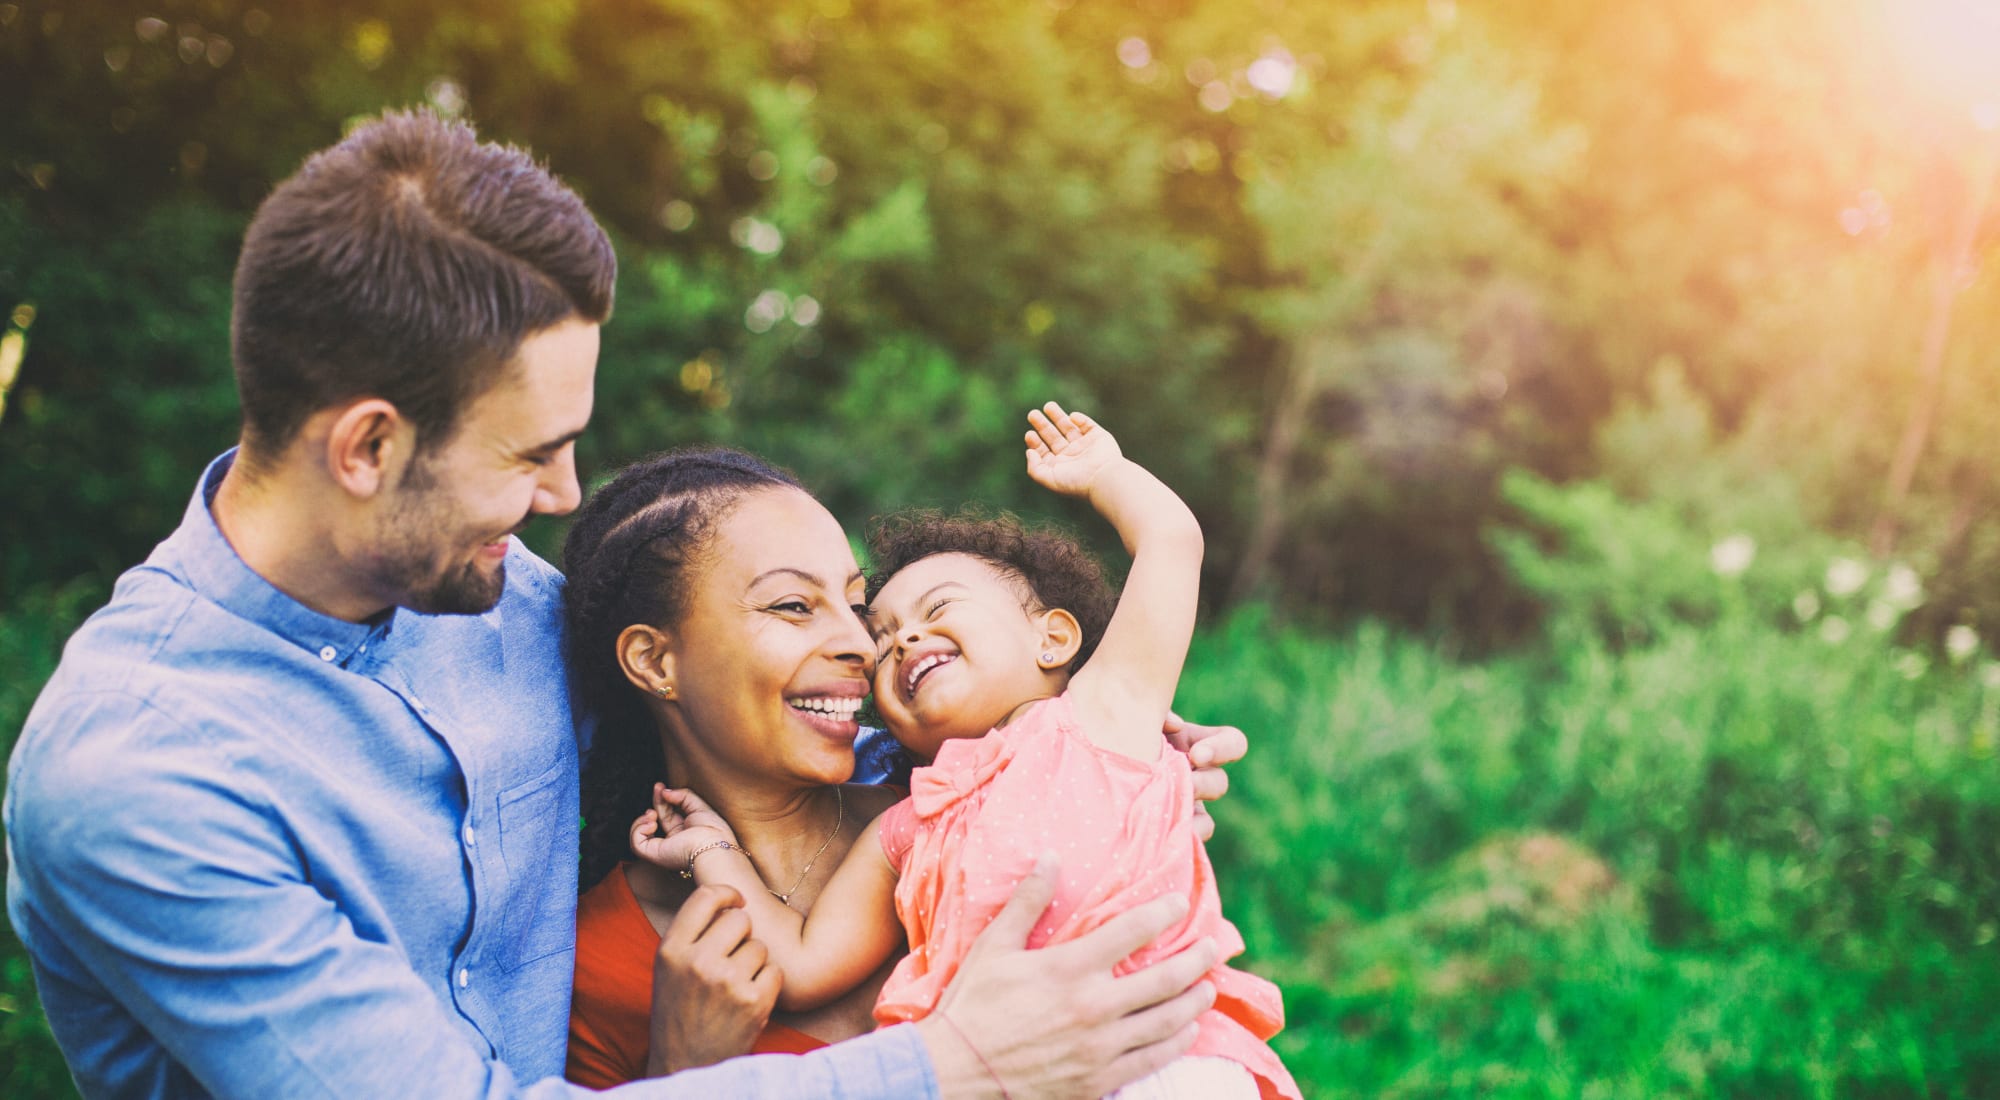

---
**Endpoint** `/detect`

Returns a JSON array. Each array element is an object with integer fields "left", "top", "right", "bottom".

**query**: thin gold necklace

[{"left": 767, "top": 786, "right": 843, "bottom": 909}]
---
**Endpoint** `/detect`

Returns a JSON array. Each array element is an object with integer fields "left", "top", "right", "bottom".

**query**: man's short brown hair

[{"left": 230, "top": 109, "right": 616, "bottom": 461}]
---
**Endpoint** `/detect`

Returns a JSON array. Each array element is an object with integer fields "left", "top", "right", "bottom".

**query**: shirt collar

[{"left": 159, "top": 449, "right": 392, "bottom": 666}]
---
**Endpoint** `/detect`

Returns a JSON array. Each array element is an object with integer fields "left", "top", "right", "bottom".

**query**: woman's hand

[
  {"left": 1164, "top": 712, "right": 1247, "bottom": 842},
  {"left": 629, "top": 784, "right": 738, "bottom": 871},
  {"left": 645, "top": 884, "right": 781, "bottom": 1075}
]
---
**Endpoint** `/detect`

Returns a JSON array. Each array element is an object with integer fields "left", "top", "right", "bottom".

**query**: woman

[
  {"left": 561, "top": 447, "right": 1248, "bottom": 1085},
  {"left": 563, "top": 448, "right": 895, "bottom": 1081}
]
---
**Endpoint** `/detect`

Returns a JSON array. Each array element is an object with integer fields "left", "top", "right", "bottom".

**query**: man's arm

[{"left": 6, "top": 696, "right": 933, "bottom": 1100}]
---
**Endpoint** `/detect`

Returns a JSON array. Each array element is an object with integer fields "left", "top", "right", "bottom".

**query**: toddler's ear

[{"left": 1034, "top": 608, "right": 1084, "bottom": 670}]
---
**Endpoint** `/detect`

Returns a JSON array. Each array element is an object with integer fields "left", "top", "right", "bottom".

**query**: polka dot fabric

[{"left": 873, "top": 694, "right": 1299, "bottom": 1100}]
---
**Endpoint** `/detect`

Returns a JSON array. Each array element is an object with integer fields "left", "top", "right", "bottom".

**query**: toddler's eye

[{"left": 925, "top": 598, "right": 953, "bottom": 620}]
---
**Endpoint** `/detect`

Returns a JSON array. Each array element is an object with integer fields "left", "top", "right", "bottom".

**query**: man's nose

[{"left": 536, "top": 447, "right": 582, "bottom": 516}]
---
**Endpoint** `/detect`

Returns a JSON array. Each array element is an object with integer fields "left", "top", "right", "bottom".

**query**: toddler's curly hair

[{"left": 865, "top": 508, "right": 1117, "bottom": 672}]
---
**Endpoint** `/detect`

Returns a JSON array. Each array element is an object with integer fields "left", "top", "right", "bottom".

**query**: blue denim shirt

[{"left": 5, "top": 452, "right": 936, "bottom": 1099}]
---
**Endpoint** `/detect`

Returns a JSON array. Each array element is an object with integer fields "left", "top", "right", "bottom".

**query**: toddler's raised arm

[{"left": 1024, "top": 402, "right": 1203, "bottom": 761}]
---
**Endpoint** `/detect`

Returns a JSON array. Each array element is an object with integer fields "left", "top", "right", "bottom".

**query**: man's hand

[
  {"left": 916, "top": 856, "right": 1218, "bottom": 1099},
  {"left": 645, "top": 884, "right": 781, "bottom": 1076},
  {"left": 1164, "top": 712, "right": 1247, "bottom": 841}
]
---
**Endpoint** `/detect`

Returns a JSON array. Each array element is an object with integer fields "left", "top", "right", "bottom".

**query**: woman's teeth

[{"left": 790, "top": 696, "right": 863, "bottom": 720}]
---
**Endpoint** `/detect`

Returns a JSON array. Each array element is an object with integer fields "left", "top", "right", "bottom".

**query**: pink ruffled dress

[{"left": 873, "top": 694, "right": 1300, "bottom": 1100}]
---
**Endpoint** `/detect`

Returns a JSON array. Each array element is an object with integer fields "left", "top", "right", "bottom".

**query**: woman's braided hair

[
  {"left": 864, "top": 508, "right": 1117, "bottom": 673},
  {"left": 563, "top": 446, "right": 803, "bottom": 892}
]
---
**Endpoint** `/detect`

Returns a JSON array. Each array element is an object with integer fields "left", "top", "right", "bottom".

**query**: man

[{"left": 5, "top": 110, "right": 1237, "bottom": 1097}]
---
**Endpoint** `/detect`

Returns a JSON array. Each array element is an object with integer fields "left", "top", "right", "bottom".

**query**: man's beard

[{"left": 374, "top": 463, "right": 514, "bottom": 616}]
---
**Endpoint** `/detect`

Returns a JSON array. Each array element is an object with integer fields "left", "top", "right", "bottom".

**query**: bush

[{"left": 1180, "top": 597, "right": 2000, "bottom": 1098}]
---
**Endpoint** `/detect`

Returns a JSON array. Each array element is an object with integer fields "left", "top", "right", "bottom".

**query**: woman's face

[{"left": 662, "top": 487, "right": 873, "bottom": 789}]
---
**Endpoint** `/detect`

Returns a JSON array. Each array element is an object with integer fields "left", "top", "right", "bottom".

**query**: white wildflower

[
  {"left": 1710, "top": 534, "right": 1756, "bottom": 578},
  {"left": 1883, "top": 563, "right": 1924, "bottom": 609},
  {"left": 1946, "top": 625, "right": 1980, "bottom": 663},
  {"left": 1825, "top": 557, "right": 1868, "bottom": 598}
]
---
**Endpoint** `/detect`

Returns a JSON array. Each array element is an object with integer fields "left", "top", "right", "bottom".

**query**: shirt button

[
  {"left": 457, "top": 968, "right": 470, "bottom": 989},
  {"left": 318, "top": 646, "right": 337, "bottom": 662},
  {"left": 462, "top": 825, "right": 476, "bottom": 846}
]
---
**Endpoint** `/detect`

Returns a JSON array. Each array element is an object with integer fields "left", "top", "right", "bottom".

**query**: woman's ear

[
  {"left": 1034, "top": 608, "right": 1084, "bottom": 670},
  {"left": 617, "top": 623, "right": 680, "bottom": 700}
]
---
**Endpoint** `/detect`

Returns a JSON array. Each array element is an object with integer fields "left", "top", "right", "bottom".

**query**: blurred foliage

[
  {"left": 4, "top": 0, "right": 1999, "bottom": 1093},
  {"left": 1187, "top": 589, "right": 2000, "bottom": 1095},
  {"left": 4, "top": 0, "right": 1994, "bottom": 631}
]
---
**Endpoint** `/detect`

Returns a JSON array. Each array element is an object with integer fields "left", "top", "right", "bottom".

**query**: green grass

[
  {"left": 1185, "top": 607, "right": 2000, "bottom": 1098},
  {"left": 6, "top": 591, "right": 1998, "bottom": 1096}
]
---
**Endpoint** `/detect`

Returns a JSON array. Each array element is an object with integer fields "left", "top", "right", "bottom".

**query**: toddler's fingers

[
  {"left": 1042, "top": 401, "right": 1082, "bottom": 438},
  {"left": 1027, "top": 408, "right": 1066, "bottom": 453}
]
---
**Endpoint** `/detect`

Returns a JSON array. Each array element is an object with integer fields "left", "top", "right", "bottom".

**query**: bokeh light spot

[{"left": 1247, "top": 51, "right": 1297, "bottom": 98}]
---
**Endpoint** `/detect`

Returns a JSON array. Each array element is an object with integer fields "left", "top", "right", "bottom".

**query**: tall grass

[{"left": 1185, "top": 607, "right": 2000, "bottom": 1098}]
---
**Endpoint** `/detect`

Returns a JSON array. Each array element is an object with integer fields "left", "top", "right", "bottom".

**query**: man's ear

[
  {"left": 617, "top": 623, "right": 680, "bottom": 700},
  {"left": 1034, "top": 608, "right": 1084, "bottom": 670},
  {"left": 323, "top": 398, "right": 415, "bottom": 499}
]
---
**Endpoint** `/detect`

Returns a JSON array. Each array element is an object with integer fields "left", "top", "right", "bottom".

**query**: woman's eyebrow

[{"left": 747, "top": 567, "right": 824, "bottom": 589}]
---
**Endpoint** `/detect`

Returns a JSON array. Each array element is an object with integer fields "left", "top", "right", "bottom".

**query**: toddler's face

[{"left": 867, "top": 552, "right": 1062, "bottom": 760}]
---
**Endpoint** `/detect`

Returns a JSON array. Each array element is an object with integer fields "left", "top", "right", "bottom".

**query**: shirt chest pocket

[{"left": 492, "top": 760, "right": 577, "bottom": 969}]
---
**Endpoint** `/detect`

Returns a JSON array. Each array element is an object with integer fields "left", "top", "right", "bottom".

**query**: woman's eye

[{"left": 772, "top": 599, "right": 811, "bottom": 614}]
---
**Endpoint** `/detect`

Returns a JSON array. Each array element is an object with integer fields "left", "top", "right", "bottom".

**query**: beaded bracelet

[{"left": 679, "top": 839, "right": 741, "bottom": 880}]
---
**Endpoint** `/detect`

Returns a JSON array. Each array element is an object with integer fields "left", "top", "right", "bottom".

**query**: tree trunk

[
  {"left": 1229, "top": 331, "right": 1339, "bottom": 604},
  {"left": 1871, "top": 137, "right": 1999, "bottom": 557}
]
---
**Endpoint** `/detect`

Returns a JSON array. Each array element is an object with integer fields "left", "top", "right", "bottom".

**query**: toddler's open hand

[
  {"left": 629, "top": 784, "right": 738, "bottom": 871},
  {"left": 1025, "top": 401, "right": 1122, "bottom": 498}
]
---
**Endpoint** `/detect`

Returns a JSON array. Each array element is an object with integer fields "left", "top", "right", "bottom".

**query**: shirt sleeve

[
  {"left": 8, "top": 693, "right": 937, "bottom": 1100},
  {"left": 876, "top": 797, "right": 919, "bottom": 874}
]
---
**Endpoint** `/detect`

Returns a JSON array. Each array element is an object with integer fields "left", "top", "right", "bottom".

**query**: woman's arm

[
  {"left": 1023, "top": 403, "right": 1203, "bottom": 761},
  {"left": 632, "top": 788, "right": 905, "bottom": 1013}
]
